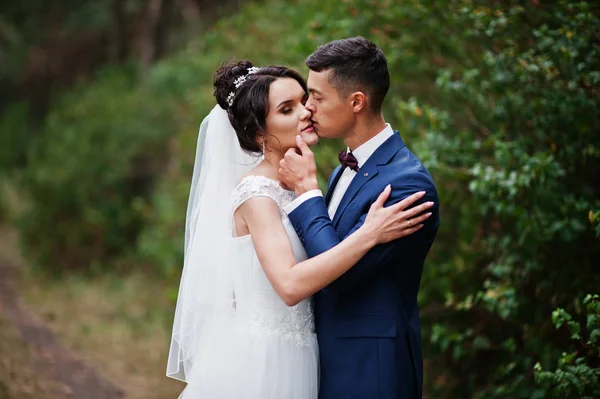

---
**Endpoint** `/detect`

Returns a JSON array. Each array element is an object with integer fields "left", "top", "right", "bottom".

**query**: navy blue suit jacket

[{"left": 289, "top": 132, "right": 439, "bottom": 399}]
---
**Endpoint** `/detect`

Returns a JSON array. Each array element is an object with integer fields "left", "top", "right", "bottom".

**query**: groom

[{"left": 279, "top": 37, "right": 439, "bottom": 399}]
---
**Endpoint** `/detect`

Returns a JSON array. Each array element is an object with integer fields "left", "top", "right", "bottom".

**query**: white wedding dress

[{"left": 178, "top": 175, "right": 319, "bottom": 399}]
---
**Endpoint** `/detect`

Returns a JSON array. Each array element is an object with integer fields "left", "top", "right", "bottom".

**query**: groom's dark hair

[{"left": 306, "top": 36, "right": 389, "bottom": 113}]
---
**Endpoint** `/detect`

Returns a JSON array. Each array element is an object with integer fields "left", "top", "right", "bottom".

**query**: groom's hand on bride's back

[{"left": 279, "top": 135, "right": 319, "bottom": 196}]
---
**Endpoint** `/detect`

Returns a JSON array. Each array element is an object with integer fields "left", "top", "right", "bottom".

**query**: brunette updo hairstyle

[{"left": 214, "top": 60, "right": 308, "bottom": 154}]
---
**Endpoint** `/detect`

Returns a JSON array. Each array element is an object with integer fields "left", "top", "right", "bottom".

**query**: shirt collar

[{"left": 349, "top": 124, "right": 394, "bottom": 167}]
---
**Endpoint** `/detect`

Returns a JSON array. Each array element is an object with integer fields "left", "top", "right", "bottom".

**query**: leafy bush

[
  {"left": 534, "top": 294, "right": 600, "bottom": 399},
  {"left": 0, "top": 101, "right": 33, "bottom": 171},
  {"left": 19, "top": 66, "right": 173, "bottom": 271},
  {"left": 388, "top": 2, "right": 600, "bottom": 398}
]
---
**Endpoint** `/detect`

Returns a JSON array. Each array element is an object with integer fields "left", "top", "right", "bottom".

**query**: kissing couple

[{"left": 167, "top": 36, "right": 439, "bottom": 399}]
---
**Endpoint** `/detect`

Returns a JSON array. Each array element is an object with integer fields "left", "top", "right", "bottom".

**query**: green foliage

[
  {"left": 397, "top": 1, "right": 600, "bottom": 398},
  {"left": 534, "top": 294, "right": 600, "bottom": 399},
  {"left": 590, "top": 210, "right": 600, "bottom": 237},
  {"left": 19, "top": 66, "right": 173, "bottom": 271},
  {"left": 0, "top": 179, "right": 7, "bottom": 223},
  {"left": 0, "top": 102, "right": 32, "bottom": 170}
]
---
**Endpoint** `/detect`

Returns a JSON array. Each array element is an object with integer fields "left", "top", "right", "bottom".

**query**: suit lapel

[
  {"left": 325, "top": 166, "right": 344, "bottom": 207},
  {"left": 331, "top": 132, "right": 405, "bottom": 228},
  {"left": 331, "top": 164, "right": 378, "bottom": 228}
]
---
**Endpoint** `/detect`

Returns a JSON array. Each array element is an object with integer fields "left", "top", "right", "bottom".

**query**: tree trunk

[
  {"left": 110, "top": 0, "right": 129, "bottom": 63},
  {"left": 140, "top": 0, "right": 163, "bottom": 79},
  {"left": 153, "top": 0, "right": 176, "bottom": 60}
]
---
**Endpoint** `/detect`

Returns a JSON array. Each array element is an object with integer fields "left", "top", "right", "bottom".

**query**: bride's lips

[{"left": 301, "top": 123, "right": 314, "bottom": 133}]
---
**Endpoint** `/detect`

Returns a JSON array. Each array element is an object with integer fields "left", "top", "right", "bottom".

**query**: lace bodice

[
  {"left": 229, "top": 175, "right": 315, "bottom": 347},
  {"left": 232, "top": 175, "right": 297, "bottom": 219}
]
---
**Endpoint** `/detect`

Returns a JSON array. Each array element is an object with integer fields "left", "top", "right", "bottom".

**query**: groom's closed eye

[{"left": 308, "top": 88, "right": 323, "bottom": 99}]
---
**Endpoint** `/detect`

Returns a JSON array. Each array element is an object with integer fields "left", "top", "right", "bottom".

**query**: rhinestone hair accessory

[
  {"left": 234, "top": 75, "right": 247, "bottom": 88},
  {"left": 226, "top": 67, "right": 261, "bottom": 107}
]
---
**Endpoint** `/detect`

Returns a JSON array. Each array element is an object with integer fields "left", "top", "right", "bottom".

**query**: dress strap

[{"left": 231, "top": 175, "right": 288, "bottom": 217}]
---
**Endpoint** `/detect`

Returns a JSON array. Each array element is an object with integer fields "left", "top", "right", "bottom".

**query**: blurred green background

[{"left": 0, "top": 0, "right": 599, "bottom": 398}]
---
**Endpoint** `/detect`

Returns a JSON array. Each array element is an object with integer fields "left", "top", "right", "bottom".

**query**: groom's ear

[{"left": 349, "top": 91, "right": 366, "bottom": 113}]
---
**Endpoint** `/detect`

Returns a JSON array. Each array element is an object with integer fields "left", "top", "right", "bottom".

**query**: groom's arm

[
  {"left": 288, "top": 190, "right": 438, "bottom": 295},
  {"left": 284, "top": 165, "right": 342, "bottom": 214},
  {"left": 279, "top": 136, "right": 438, "bottom": 293}
]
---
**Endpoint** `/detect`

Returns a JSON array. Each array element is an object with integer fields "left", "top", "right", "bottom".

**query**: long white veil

[{"left": 166, "top": 105, "right": 261, "bottom": 382}]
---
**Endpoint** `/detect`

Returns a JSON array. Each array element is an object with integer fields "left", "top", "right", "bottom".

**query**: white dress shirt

[{"left": 284, "top": 124, "right": 395, "bottom": 219}]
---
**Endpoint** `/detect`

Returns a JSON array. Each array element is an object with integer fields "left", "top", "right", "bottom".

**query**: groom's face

[{"left": 305, "top": 69, "right": 354, "bottom": 140}]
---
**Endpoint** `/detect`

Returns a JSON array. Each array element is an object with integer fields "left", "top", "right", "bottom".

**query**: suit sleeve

[{"left": 288, "top": 188, "right": 439, "bottom": 295}]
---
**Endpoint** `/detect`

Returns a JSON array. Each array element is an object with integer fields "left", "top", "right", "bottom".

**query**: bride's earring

[{"left": 261, "top": 137, "right": 266, "bottom": 154}]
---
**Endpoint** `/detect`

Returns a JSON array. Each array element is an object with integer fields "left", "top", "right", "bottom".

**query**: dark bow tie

[{"left": 339, "top": 150, "right": 359, "bottom": 172}]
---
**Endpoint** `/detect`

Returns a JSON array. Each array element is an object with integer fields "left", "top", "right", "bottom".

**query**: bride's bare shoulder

[{"left": 237, "top": 162, "right": 280, "bottom": 185}]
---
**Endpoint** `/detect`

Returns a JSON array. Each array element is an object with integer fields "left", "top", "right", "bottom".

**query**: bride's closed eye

[
  {"left": 281, "top": 100, "right": 304, "bottom": 114},
  {"left": 279, "top": 93, "right": 308, "bottom": 114}
]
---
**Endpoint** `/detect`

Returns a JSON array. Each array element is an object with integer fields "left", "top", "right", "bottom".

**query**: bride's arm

[{"left": 236, "top": 187, "right": 432, "bottom": 306}]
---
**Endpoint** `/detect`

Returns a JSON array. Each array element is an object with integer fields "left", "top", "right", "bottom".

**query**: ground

[{"left": 0, "top": 226, "right": 185, "bottom": 399}]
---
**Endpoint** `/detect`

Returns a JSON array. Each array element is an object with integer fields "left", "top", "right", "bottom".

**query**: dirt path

[{"left": 0, "top": 228, "right": 124, "bottom": 399}]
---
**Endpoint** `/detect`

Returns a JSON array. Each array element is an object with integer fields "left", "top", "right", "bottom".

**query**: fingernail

[
  {"left": 296, "top": 135, "right": 302, "bottom": 140},
  {"left": 419, "top": 191, "right": 426, "bottom": 195},
  {"left": 386, "top": 184, "right": 391, "bottom": 190},
  {"left": 426, "top": 212, "right": 432, "bottom": 216},
  {"left": 427, "top": 201, "right": 434, "bottom": 206}
]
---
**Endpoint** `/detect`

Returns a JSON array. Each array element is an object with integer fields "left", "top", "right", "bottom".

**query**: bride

[{"left": 166, "top": 60, "right": 433, "bottom": 398}]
